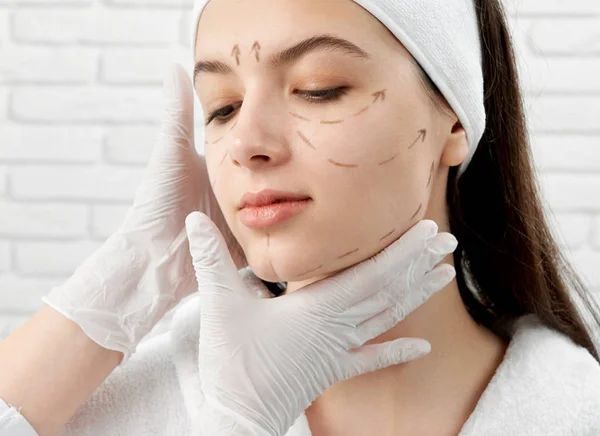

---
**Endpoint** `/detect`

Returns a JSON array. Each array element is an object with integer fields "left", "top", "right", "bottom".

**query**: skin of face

[{"left": 193, "top": 0, "right": 469, "bottom": 293}]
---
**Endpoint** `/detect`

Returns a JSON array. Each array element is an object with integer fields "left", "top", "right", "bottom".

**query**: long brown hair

[{"left": 263, "top": 0, "right": 600, "bottom": 362}]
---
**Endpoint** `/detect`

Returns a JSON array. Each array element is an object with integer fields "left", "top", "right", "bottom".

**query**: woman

[{"left": 1, "top": 0, "right": 600, "bottom": 435}]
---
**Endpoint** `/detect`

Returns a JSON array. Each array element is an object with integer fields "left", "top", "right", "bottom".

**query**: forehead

[{"left": 194, "top": 0, "right": 386, "bottom": 59}]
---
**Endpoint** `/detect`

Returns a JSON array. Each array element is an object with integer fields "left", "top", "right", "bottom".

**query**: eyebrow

[{"left": 193, "top": 34, "right": 371, "bottom": 83}]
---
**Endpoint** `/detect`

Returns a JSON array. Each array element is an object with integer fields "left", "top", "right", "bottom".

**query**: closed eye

[{"left": 204, "top": 87, "right": 350, "bottom": 126}]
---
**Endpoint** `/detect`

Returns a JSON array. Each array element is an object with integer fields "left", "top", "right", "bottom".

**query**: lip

[
  {"left": 238, "top": 189, "right": 311, "bottom": 210},
  {"left": 238, "top": 199, "right": 312, "bottom": 229}
]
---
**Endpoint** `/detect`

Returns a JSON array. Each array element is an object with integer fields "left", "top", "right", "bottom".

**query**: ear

[{"left": 440, "top": 120, "right": 469, "bottom": 167}]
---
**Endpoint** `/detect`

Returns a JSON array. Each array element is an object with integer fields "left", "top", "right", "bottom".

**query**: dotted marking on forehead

[
  {"left": 231, "top": 44, "right": 241, "bottom": 66},
  {"left": 251, "top": 41, "right": 261, "bottom": 62}
]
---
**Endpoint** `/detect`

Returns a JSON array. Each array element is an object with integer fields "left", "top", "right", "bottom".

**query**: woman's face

[{"left": 194, "top": 0, "right": 464, "bottom": 292}]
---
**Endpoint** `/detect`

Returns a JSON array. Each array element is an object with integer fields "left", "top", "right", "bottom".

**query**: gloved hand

[
  {"left": 185, "top": 211, "right": 459, "bottom": 436},
  {"left": 41, "top": 63, "right": 245, "bottom": 367}
]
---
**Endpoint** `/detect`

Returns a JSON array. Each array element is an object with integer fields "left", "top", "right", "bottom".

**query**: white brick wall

[{"left": 0, "top": 0, "right": 598, "bottom": 343}]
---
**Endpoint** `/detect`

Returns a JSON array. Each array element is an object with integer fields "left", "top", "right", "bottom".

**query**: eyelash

[{"left": 204, "top": 87, "right": 350, "bottom": 126}]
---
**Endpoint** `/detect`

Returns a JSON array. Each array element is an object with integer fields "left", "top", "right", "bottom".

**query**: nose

[{"left": 227, "top": 90, "right": 292, "bottom": 170}]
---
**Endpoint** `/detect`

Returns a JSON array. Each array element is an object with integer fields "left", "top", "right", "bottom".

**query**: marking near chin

[
  {"left": 290, "top": 112, "right": 312, "bottom": 121},
  {"left": 410, "top": 204, "right": 423, "bottom": 220},
  {"left": 427, "top": 161, "right": 434, "bottom": 187},
  {"left": 378, "top": 154, "right": 398, "bottom": 166},
  {"left": 328, "top": 158, "right": 359, "bottom": 168},
  {"left": 320, "top": 119, "right": 344, "bottom": 125},
  {"left": 408, "top": 129, "right": 427, "bottom": 150},
  {"left": 251, "top": 41, "right": 261, "bottom": 62},
  {"left": 268, "top": 259, "right": 277, "bottom": 277},
  {"left": 297, "top": 130, "right": 316, "bottom": 150},
  {"left": 297, "top": 263, "right": 324, "bottom": 278},
  {"left": 231, "top": 44, "right": 241, "bottom": 66},
  {"left": 337, "top": 248, "right": 359, "bottom": 259},
  {"left": 266, "top": 233, "right": 270, "bottom": 248},
  {"left": 379, "top": 228, "right": 396, "bottom": 241}
]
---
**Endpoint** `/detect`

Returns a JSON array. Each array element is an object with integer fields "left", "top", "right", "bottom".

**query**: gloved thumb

[
  {"left": 185, "top": 211, "right": 247, "bottom": 299},
  {"left": 342, "top": 337, "right": 431, "bottom": 380}
]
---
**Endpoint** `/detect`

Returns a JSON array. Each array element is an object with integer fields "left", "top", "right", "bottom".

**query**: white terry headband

[{"left": 190, "top": 0, "right": 486, "bottom": 178}]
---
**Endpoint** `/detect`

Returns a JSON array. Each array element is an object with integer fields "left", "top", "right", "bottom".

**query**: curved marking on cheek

[
  {"left": 410, "top": 204, "right": 423, "bottom": 220},
  {"left": 337, "top": 248, "right": 359, "bottom": 259},
  {"left": 289, "top": 112, "right": 312, "bottom": 122},
  {"left": 297, "top": 130, "right": 316, "bottom": 150},
  {"left": 378, "top": 154, "right": 398, "bottom": 166},
  {"left": 427, "top": 161, "right": 434, "bottom": 187},
  {"left": 320, "top": 119, "right": 344, "bottom": 125},
  {"left": 297, "top": 263, "right": 324, "bottom": 277},
  {"left": 352, "top": 106, "right": 369, "bottom": 117},
  {"left": 211, "top": 136, "right": 224, "bottom": 145},
  {"left": 328, "top": 158, "right": 359, "bottom": 168},
  {"left": 210, "top": 151, "right": 229, "bottom": 188},
  {"left": 379, "top": 228, "right": 396, "bottom": 241},
  {"left": 219, "top": 150, "right": 229, "bottom": 166},
  {"left": 408, "top": 129, "right": 427, "bottom": 150}
]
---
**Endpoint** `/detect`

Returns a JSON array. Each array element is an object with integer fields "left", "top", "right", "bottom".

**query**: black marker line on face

[
  {"left": 328, "top": 158, "right": 359, "bottom": 168},
  {"left": 408, "top": 129, "right": 426, "bottom": 150},
  {"left": 290, "top": 112, "right": 312, "bottom": 121},
  {"left": 410, "top": 203, "right": 422, "bottom": 220},
  {"left": 251, "top": 41, "right": 261, "bottom": 62},
  {"left": 379, "top": 228, "right": 396, "bottom": 240},
  {"left": 427, "top": 161, "right": 434, "bottom": 187},
  {"left": 231, "top": 44, "right": 241, "bottom": 66},
  {"left": 297, "top": 263, "right": 324, "bottom": 277},
  {"left": 337, "top": 248, "right": 360, "bottom": 259},
  {"left": 378, "top": 154, "right": 398, "bottom": 166},
  {"left": 297, "top": 130, "right": 316, "bottom": 149}
]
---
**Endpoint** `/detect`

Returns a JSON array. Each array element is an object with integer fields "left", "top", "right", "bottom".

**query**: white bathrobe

[{"left": 2, "top": 290, "right": 600, "bottom": 436}]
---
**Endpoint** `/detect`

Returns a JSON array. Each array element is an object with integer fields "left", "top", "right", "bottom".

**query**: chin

[{"left": 245, "top": 252, "right": 320, "bottom": 284}]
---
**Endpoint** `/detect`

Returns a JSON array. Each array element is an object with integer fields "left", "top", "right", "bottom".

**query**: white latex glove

[
  {"left": 41, "top": 63, "right": 245, "bottom": 366},
  {"left": 184, "top": 211, "right": 459, "bottom": 436}
]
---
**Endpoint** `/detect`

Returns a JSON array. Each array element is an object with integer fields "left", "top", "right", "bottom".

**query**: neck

[{"left": 302, "top": 268, "right": 509, "bottom": 435}]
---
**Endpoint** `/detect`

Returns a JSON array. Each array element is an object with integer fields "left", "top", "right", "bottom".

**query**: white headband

[{"left": 190, "top": 0, "right": 486, "bottom": 177}]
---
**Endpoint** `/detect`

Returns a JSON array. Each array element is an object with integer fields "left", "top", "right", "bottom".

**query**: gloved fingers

[
  {"left": 143, "top": 63, "right": 196, "bottom": 183},
  {"left": 158, "top": 63, "right": 195, "bottom": 153},
  {"left": 341, "top": 337, "right": 431, "bottom": 381},
  {"left": 185, "top": 211, "right": 249, "bottom": 301},
  {"left": 238, "top": 266, "right": 276, "bottom": 299},
  {"left": 311, "top": 220, "right": 439, "bottom": 310},
  {"left": 411, "top": 232, "right": 458, "bottom": 280},
  {"left": 336, "top": 286, "right": 394, "bottom": 332},
  {"left": 396, "top": 263, "right": 456, "bottom": 320}
]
